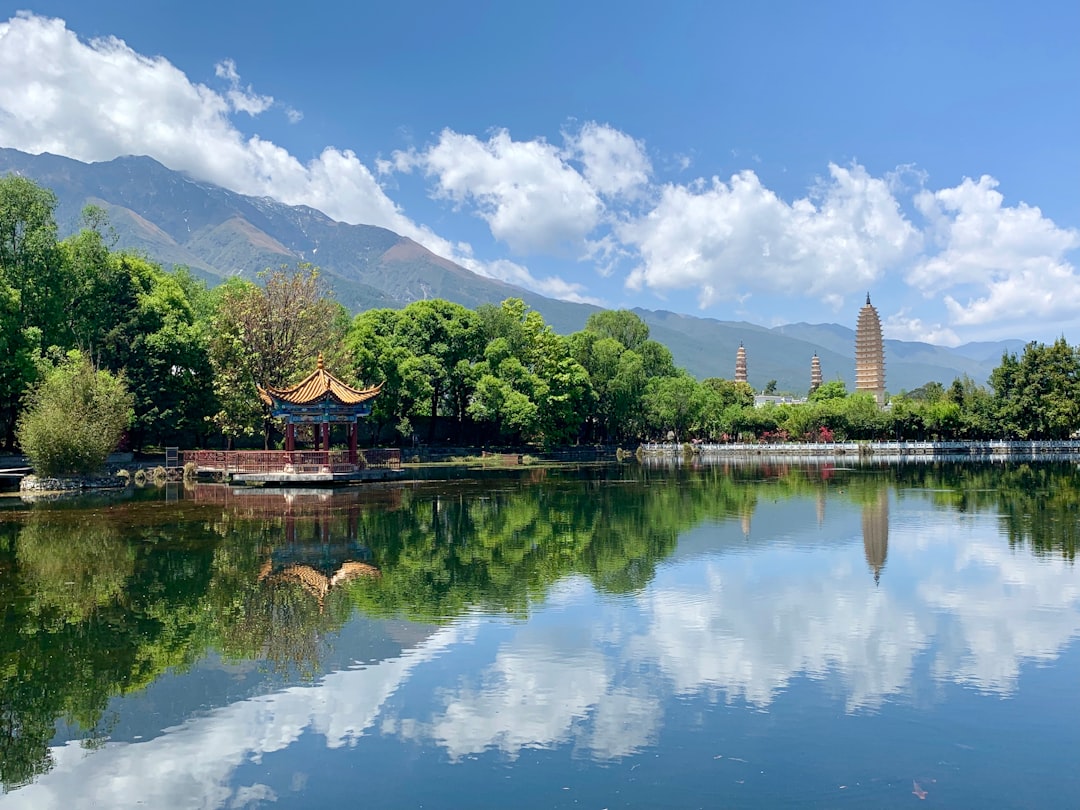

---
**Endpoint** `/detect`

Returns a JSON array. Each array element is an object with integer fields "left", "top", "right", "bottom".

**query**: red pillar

[
  {"left": 322, "top": 423, "right": 331, "bottom": 454},
  {"left": 312, "top": 423, "right": 319, "bottom": 451},
  {"left": 349, "top": 421, "right": 359, "bottom": 465},
  {"left": 286, "top": 423, "right": 295, "bottom": 452}
]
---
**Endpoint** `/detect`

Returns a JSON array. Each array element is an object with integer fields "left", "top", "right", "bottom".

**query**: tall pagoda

[
  {"left": 735, "top": 343, "right": 748, "bottom": 383},
  {"left": 258, "top": 354, "right": 381, "bottom": 463},
  {"left": 854, "top": 294, "right": 886, "bottom": 406},
  {"left": 810, "top": 353, "right": 822, "bottom": 393}
]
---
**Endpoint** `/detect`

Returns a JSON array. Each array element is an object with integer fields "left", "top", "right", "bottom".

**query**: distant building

[
  {"left": 735, "top": 343, "right": 748, "bottom": 383},
  {"left": 855, "top": 293, "right": 886, "bottom": 406},
  {"left": 810, "top": 353, "right": 822, "bottom": 393}
]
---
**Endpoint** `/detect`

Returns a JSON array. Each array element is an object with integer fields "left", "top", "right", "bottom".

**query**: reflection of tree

[
  {"left": 0, "top": 511, "right": 219, "bottom": 790},
  {"left": 894, "top": 462, "right": 1079, "bottom": 560},
  {"left": 16, "top": 517, "right": 135, "bottom": 623}
]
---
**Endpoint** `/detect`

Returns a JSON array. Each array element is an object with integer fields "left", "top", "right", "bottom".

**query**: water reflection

[{"left": 1, "top": 463, "right": 1079, "bottom": 806}]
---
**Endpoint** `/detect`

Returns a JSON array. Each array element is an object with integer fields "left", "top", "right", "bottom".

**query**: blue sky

[{"left": 0, "top": 1, "right": 1077, "bottom": 345}]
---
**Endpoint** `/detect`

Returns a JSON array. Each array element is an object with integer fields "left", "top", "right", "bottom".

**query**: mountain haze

[{"left": 0, "top": 148, "right": 1022, "bottom": 393}]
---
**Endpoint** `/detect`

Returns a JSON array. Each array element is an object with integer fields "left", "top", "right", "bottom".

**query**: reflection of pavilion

[
  {"left": 258, "top": 559, "right": 380, "bottom": 608},
  {"left": 191, "top": 485, "right": 389, "bottom": 609},
  {"left": 862, "top": 489, "right": 889, "bottom": 583}
]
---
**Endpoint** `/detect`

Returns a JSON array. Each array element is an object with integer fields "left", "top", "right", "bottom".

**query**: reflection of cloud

[
  {"left": 0, "top": 625, "right": 467, "bottom": 810},
  {"left": 5, "top": 495, "right": 1080, "bottom": 796},
  {"left": 922, "top": 539, "right": 1080, "bottom": 693},
  {"left": 406, "top": 499, "right": 1080, "bottom": 759}
]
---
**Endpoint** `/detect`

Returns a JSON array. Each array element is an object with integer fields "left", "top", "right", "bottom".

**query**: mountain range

[{"left": 0, "top": 147, "right": 1024, "bottom": 393}]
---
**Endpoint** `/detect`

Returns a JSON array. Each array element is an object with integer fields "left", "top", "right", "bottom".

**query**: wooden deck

[{"left": 183, "top": 449, "right": 405, "bottom": 484}]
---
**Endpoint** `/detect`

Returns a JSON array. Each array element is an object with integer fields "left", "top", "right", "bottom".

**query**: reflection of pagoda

[
  {"left": 735, "top": 343, "right": 748, "bottom": 383},
  {"left": 862, "top": 489, "right": 889, "bottom": 584},
  {"left": 855, "top": 294, "right": 886, "bottom": 406}
]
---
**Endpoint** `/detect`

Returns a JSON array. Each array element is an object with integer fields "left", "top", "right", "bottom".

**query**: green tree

[
  {"left": 809, "top": 379, "right": 847, "bottom": 402},
  {"left": 16, "top": 352, "right": 134, "bottom": 476},
  {"left": 584, "top": 309, "right": 650, "bottom": 352},
  {"left": 208, "top": 266, "right": 348, "bottom": 447}
]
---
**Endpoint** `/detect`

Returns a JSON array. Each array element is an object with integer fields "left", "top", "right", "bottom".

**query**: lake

[{"left": 1, "top": 461, "right": 1078, "bottom": 808}]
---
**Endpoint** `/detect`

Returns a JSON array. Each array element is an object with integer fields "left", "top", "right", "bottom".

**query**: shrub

[
  {"left": 183, "top": 461, "right": 198, "bottom": 481},
  {"left": 133, "top": 469, "right": 147, "bottom": 485},
  {"left": 17, "top": 353, "right": 134, "bottom": 477},
  {"left": 151, "top": 466, "right": 168, "bottom": 484}
]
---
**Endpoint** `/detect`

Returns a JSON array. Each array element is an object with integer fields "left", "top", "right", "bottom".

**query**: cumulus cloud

[
  {"left": 397, "top": 128, "right": 604, "bottom": 255},
  {"left": 565, "top": 121, "right": 651, "bottom": 198},
  {"left": 619, "top": 163, "right": 921, "bottom": 308},
  {"left": 908, "top": 175, "right": 1080, "bottom": 328}
]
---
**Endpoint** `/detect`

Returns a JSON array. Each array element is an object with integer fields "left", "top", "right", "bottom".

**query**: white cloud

[
  {"left": 399, "top": 127, "right": 603, "bottom": 255},
  {"left": 908, "top": 175, "right": 1080, "bottom": 327},
  {"left": 465, "top": 257, "right": 602, "bottom": 305},
  {"left": 884, "top": 310, "right": 961, "bottom": 346},
  {"left": 213, "top": 58, "right": 273, "bottom": 116},
  {"left": 565, "top": 121, "right": 651, "bottom": 198},
  {"left": 619, "top": 163, "right": 921, "bottom": 308}
]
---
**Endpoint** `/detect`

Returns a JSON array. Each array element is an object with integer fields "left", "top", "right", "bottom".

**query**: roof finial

[
  {"left": 317, "top": 352, "right": 325, "bottom": 370},
  {"left": 866, "top": 292, "right": 871, "bottom": 305}
]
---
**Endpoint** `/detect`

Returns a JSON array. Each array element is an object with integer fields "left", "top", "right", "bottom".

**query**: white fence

[{"left": 639, "top": 440, "right": 1080, "bottom": 458}]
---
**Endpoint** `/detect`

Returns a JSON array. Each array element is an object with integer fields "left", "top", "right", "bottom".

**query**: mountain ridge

[{"left": 0, "top": 147, "right": 1022, "bottom": 393}]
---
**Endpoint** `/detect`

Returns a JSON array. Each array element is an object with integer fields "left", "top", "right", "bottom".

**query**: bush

[
  {"left": 183, "top": 461, "right": 198, "bottom": 481},
  {"left": 133, "top": 469, "right": 147, "bottom": 485},
  {"left": 17, "top": 353, "right": 134, "bottom": 477},
  {"left": 151, "top": 466, "right": 168, "bottom": 484}
]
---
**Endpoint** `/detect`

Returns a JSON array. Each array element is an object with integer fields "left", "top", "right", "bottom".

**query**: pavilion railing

[{"left": 184, "top": 449, "right": 401, "bottom": 474}]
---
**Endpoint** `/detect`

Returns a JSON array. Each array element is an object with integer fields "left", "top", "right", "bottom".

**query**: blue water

[{"left": 1, "top": 463, "right": 1079, "bottom": 808}]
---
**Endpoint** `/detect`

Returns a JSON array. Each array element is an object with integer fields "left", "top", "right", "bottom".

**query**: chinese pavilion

[{"left": 258, "top": 354, "right": 382, "bottom": 464}]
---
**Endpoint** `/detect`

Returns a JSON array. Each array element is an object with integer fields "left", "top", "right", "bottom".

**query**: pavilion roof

[{"left": 258, "top": 354, "right": 382, "bottom": 407}]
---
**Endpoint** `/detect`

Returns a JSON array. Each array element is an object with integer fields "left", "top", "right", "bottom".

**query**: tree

[
  {"left": 644, "top": 374, "right": 703, "bottom": 442},
  {"left": 809, "top": 379, "right": 847, "bottom": 402},
  {"left": 584, "top": 309, "right": 650, "bottom": 351},
  {"left": 0, "top": 175, "right": 64, "bottom": 344},
  {"left": 394, "top": 300, "right": 482, "bottom": 442},
  {"left": 16, "top": 352, "right": 133, "bottom": 476},
  {"left": 208, "top": 266, "right": 348, "bottom": 447}
]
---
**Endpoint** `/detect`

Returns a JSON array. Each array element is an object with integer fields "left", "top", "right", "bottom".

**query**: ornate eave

[{"left": 257, "top": 354, "right": 382, "bottom": 422}]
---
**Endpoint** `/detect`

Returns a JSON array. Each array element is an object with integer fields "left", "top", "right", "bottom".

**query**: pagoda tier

[
  {"left": 735, "top": 343, "right": 748, "bottom": 383},
  {"left": 854, "top": 294, "right": 886, "bottom": 406}
]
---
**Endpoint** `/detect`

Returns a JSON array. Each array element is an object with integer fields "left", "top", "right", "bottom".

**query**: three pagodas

[{"left": 736, "top": 293, "right": 886, "bottom": 405}]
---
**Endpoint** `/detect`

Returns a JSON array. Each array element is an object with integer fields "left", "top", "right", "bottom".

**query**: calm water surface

[{"left": 1, "top": 462, "right": 1079, "bottom": 808}]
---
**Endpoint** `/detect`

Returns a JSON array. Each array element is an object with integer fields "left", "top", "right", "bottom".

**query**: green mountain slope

[{"left": 0, "top": 148, "right": 1022, "bottom": 393}]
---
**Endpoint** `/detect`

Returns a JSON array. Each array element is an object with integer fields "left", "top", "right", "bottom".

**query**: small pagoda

[
  {"left": 735, "top": 343, "right": 748, "bottom": 383},
  {"left": 258, "top": 353, "right": 381, "bottom": 464}
]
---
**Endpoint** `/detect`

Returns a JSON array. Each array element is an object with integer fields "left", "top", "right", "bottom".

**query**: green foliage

[
  {"left": 208, "top": 265, "right": 347, "bottom": 445},
  {"left": 809, "top": 379, "right": 847, "bottom": 402},
  {"left": 17, "top": 352, "right": 133, "bottom": 476}
]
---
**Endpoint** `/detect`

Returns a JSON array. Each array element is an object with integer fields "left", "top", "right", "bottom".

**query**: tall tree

[{"left": 208, "top": 265, "right": 348, "bottom": 447}]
